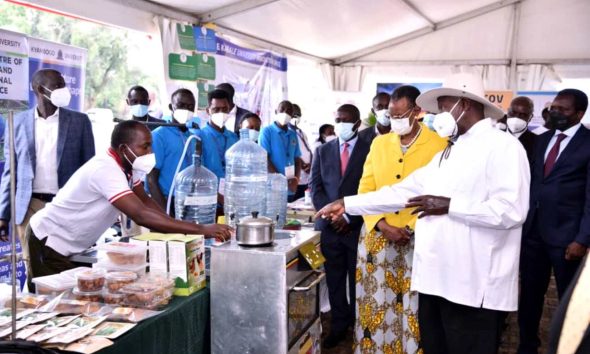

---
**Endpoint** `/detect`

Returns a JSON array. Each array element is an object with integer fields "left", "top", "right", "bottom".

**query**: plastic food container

[
  {"left": 98, "top": 242, "right": 147, "bottom": 265},
  {"left": 103, "top": 291, "right": 125, "bottom": 305},
  {"left": 105, "top": 271, "right": 138, "bottom": 293},
  {"left": 93, "top": 260, "right": 148, "bottom": 277},
  {"left": 72, "top": 288, "right": 103, "bottom": 303},
  {"left": 138, "top": 273, "right": 175, "bottom": 298},
  {"left": 32, "top": 273, "right": 76, "bottom": 296},
  {"left": 120, "top": 283, "right": 160, "bottom": 308},
  {"left": 75, "top": 269, "right": 106, "bottom": 292}
]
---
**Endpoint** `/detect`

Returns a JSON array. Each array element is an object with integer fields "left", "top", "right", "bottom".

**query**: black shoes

[{"left": 323, "top": 330, "right": 347, "bottom": 349}]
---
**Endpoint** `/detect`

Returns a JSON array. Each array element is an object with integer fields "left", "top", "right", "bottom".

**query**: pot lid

[{"left": 238, "top": 211, "right": 274, "bottom": 226}]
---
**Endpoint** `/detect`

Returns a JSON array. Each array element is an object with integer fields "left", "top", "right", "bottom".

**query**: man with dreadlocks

[{"left": 316, "top": 72, "right": 530, "bottom": 354}]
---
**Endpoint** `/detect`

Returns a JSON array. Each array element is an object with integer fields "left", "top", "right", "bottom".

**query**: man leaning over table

[{"left": 7, "top": 120, "right": 231, "bottom": 283}]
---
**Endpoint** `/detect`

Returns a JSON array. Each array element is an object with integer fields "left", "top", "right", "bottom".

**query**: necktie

[
  {"left": 544, "top": 133, "right": 567, "bottom": 177},
  {"left": 557, "top": 256, "right": 590, "bottom": 354},
  {"left": 340, "top": 142, "right": 349, "bottom": 176}
]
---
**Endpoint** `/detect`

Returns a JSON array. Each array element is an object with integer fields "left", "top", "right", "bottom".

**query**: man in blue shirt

[
  {"left": 147, "top": 88, "right": 196, "bottom": 214},
  {"left": 195, "top": 89, "right": 238, "bottom": 181},
  {"left": 259, "top": 100, "right": 302, "bottom": 201}
]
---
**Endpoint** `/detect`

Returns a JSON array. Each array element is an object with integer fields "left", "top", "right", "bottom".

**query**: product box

[
  {"left": 131, "top": 233, "right": 167, "bottom": 273},
  {"left": 167, "top": 234, "right": 205, "bottom": 296}
]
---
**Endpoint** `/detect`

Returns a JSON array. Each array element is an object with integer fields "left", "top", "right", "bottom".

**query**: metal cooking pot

[{"left": 235, "top": 211, "right": 275, "bottom": 246}]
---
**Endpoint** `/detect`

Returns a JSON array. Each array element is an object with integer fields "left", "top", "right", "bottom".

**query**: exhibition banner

[
  {"left": 0, "top": 29, "right": 29, "bottom": 112},
  {"left": 27, "top": 37, "right": 87, "bottom": 111}
]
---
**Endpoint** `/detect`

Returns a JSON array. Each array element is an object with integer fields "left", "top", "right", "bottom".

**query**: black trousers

[
  {"left": 518, "top": 232, "right": 581, "bottom": 354},
  {"left": 27, "top": 226, "right": 75, "bottom": 291},
  {"left": 418, "top": 293, "right": 507, "bottom": 354},
  {"left": 321, "top": 235, "right": 357, "bottom": 334}
]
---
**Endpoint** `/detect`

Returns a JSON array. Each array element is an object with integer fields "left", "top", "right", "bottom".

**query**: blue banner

[{"left": 216, "top": 37, "right": 287, "bottom": 72}]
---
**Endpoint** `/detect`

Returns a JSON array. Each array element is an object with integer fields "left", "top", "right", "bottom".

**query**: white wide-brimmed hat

[{"left": 416, "top": 72, "right": 505, "bottom": 120}]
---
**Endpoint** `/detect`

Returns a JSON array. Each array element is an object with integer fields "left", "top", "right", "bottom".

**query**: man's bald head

[{"left": 31, "top": 69, "right": 65, "bottom": 95}]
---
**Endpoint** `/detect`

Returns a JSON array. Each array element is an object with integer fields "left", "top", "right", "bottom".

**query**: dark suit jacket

[
  {"left": 311, "top": 135, "right": 371, "bottom": 249},
  {"left": 523, "top": 126, "right": 590, "bottom": 247},
  {"left": 0, "top": 108, "right": 95, "bottom": 224},
  {"left": 519, "top": 129, "right": 537, "bottom": 165},
  {"left": 358, "top": 126, "right": 377, "bottom": 145},
  {"left": 548, "top": 254, "right": 590, "bottom": 354},
  {"left": 233, "top": 106, "right": 253, "bottom": 134}
]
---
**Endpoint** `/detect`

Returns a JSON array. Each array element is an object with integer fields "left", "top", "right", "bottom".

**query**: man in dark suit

[
  {"left": 518, "top": 88, "right": 590, "bottom": 354},
  {"left": 507, "top": 96, "right": 537, "bottom": 163},
  {"left": 0, "top": 69, "right": 95, "bottom": 280},
  {"left": 547, "top": 252, "right": 590, "bottom": 354},
  {"left": 215, "top": 82, "right": 253, "bottom": 134},
  {"left": 311, "top": 104, "right": 371, "bottom": 349},
  {"left": 359, "top": 92, "right": 390, "bottom": 143}
]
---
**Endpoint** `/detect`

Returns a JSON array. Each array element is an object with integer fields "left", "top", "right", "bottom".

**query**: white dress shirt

[
  {"left": 33, "top": 107, "right": 60, "bottom": 194},
  {"left": 294, "top": 127, "right": 313, "bottom": 185},
  {"left": 544, "top": 123, "right": 581, "bottom": 161},
  {"left": 345, "top": 118, "right": 531, "bottom": 311},
  {"left": 531, "top": 125, "right": 549, "bottom": 135}
]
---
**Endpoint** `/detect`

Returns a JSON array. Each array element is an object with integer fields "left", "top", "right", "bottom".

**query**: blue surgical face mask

[
  {"left": 334, "top": 122, "right": 357, "bottom": 141},
  {"left": 130, "top": 104, "right": 149, "bottom": 117}
]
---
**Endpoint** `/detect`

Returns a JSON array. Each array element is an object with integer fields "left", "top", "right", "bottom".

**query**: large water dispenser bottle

[
  {"left": 265, "top": 173, "right": 288, "bottom": 228},
  {"left": 224, "top": 129, "right": 268, "bottom": 227},
  {"left": 174, "top": 139, "right": 218, "bottom": 224}
]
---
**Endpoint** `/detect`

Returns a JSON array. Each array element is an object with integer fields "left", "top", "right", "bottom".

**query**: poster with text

[
  {"left": 27, "top": 37, "right": 87, "bottom": 111},
  {"left": 0, "top": 29, "right": 29, "bottom": 112}
]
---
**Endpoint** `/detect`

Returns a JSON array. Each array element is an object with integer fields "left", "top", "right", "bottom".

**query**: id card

[{"left": 285, "top": 165, "right": 295, "bottom": 179}]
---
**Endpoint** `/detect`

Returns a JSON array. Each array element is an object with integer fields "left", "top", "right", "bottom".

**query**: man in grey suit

[{"left": 0, "top": 69, "right": 95, "bottom": 279}]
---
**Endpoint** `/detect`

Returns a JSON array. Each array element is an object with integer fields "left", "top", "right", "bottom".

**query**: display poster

[
  {"left": 0, "top": 29, "right": 29, "bottom": 111},
  {"left": 160, "top": 19, "right": 288, "bottom": 124},
  {"left": 27, "top": 37, "right": 87, "bottom": 111},
  {"left": 485, "top": 90, "right": 514, "bottom": 112}
]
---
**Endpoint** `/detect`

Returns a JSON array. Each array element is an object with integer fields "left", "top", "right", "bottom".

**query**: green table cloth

[{"left": 96, "top": 287, "right": 209, "bottom": 354}]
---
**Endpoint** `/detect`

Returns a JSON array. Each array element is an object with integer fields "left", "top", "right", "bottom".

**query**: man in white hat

[{"left": 315, "top": 72, "right": 531, "bottom": 354}]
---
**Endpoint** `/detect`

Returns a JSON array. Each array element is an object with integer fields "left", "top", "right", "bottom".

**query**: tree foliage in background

[{"left": 0, "top": 2, "right": 156, "bottom": 115}]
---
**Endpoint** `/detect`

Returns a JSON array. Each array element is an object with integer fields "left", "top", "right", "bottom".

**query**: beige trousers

[{"left": 15, "top": 198, "right": 48, "bottom": 272}]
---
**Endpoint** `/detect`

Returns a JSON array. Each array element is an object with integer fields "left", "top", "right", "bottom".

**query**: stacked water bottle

[{"left": 173, "top": 129, "right": 289, "bottom": 233}]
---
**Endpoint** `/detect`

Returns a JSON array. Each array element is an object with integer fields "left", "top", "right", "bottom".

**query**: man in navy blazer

[
  {"left": 0, "top": 69, "right": 95, "bottom": 277},
  {"left": 311, "top": 104, "right": 371, "bottom": 349},
  {"left": 518, "top": 89, "right": 590, "bottom": 354}
]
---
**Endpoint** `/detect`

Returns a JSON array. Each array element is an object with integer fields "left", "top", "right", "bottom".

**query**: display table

[{"left": 95, "top": 286, "right": 210, "bottom": 354}]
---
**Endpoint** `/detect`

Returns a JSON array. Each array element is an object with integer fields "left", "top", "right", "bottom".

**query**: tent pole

[
  {"left": 509, "top": 2, "right": 522, "bottom": 91},
  {"left": 8, "top": 110, "right": 17, "bottom": 340}
]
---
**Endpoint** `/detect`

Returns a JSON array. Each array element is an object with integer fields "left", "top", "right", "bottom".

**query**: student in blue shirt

[
  {"left": 147, "top": 88, "right": 196, "bottom": 213},
  {"left": 259, "top": 100, "right": 302, "bottom": 201},
  {"left": 195, "top": 89, "right": 239, "bottom": 181}
]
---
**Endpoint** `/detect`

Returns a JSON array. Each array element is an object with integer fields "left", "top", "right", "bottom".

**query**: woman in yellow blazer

[{"left": 354, "top": 87, "right": 447, "bottom": 354}]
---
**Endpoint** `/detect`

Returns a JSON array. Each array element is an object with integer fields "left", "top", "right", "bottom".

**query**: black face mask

[{"left": 549, "top": 110, "right": 573, "bottom": 131}]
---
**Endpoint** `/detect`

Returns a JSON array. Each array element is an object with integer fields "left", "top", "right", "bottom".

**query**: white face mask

[
  {"left": 291, "top": 117, "right": 300, "bottom": 126},
  {"left": 42, "top": 85, "right": 71, "bottom": 108},
  {"left": 433, "top": 99, "right": 465, "bottom": 138},
  {"left": 375, "top": 109, "right": 390, "bottom": 126},
  {"left": 248, "top": 129, "right": 260, "bottom": 142},
  {"left": 334, "top": 122, "right": 358, "bottom": 141},
  {"left": 324, "top": 135, "right": 337, "bottom": 143},
  {"left": 173, "top": 109, "right": 193, "bottom": 124},
  {"left": 507, "top": 117, "right": 527, "bottom": 134},
  {"left": 389, "top": 108, "right": 414, "bottom": 136},
  {"left": 275, "top": 112, "right": 291, "bottom": 126},
  {"left": 130, "top": 104, "right": 149, "bottom": 117},
  {"left": 124, "top": 146, "right": 156, "bottom": 175},
  {"left": 210, "top": 112, "right": 229, "bottom": 128},
  {"left": 494, "top": 122, "right": 507, "bottom": 132}
]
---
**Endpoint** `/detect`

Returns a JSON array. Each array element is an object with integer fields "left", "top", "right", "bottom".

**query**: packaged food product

[
  {"left": 97, "top": 242, "right": 147, "bottom": 265},
  {"left": 93, "top": 261, "right": 147, "bottom": 277},
  {"left": 119, "top": 283, "right": 160, "bottom": 308},
  {"left": 105, "top": 272, "right": 138, "bottom": 293},
  {"left": 137, "top": 273, "right": 175, "bottom": 299},
  {"left": 103, "top": 292, "right": 125, "bottom": 306},
  {"left": 33, "top": 273, "right": 76, "bottom": 296},
  {"left": 75, "top": 269, "right": 106, "bottom": 292},
  {"left": 73, "top": 288, "right": 103, "bottom": 303}
]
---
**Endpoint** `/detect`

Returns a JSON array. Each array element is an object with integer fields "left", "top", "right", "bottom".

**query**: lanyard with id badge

[{"left": 281, "top": 131, "right": 295, "bottom": 179}]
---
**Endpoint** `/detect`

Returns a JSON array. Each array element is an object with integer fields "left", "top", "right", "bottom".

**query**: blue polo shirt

[
  {"left": 150, "top": 126, "right": 196, "bottom": 196},
  {"left": 259, "top": 122, "right": 301, "bottom": 175},
  {"left": 194, "top": 123, "right": 239, "bottom": 179}
]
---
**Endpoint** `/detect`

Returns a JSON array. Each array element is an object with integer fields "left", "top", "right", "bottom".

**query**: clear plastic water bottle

[
  {"left": 224, "top": 129, "right": 268, "bottom": 227},
  {"left": 265, "top": 173, "right": 287, "bottom": 228},
  {"left": 174, "top": 144, "right": 218, "bottom": 224}
]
